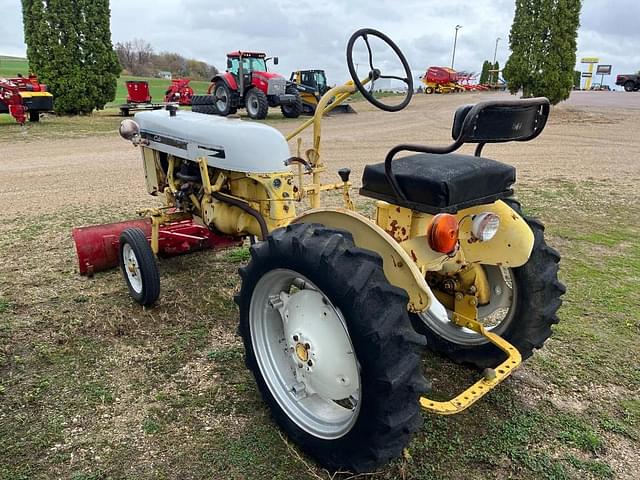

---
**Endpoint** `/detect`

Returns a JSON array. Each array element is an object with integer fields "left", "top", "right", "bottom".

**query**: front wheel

[
  {"left": 413, "top": 202, "right": 565, "bottom": 368},
  {"left": 119, "top": 228, "right": 160, "bottom": 306},
  {"left": 245, "top": 88, "right": 268, "bottom": 119},
  {"left": 624, "top": 81, "right": 635, "bottom": 92},
  {"left": 237, "top": 223, "right": 427, "bottom": 472},
  {"left": 280, "top": 86, "right": 303, "bottom": 118}
]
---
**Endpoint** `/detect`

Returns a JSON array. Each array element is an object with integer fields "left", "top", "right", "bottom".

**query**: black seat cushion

[{"left": 360, "top": 153, "right": 516, "bottom": 214}]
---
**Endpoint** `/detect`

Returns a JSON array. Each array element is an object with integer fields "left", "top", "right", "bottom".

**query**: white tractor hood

[{"left": 134, "top": 109, "right": 291, "bottom": 173}]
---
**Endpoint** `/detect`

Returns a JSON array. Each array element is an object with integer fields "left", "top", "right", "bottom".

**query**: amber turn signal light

[{"left": 427, "top": 213, "right": 459, "bottom": 254}]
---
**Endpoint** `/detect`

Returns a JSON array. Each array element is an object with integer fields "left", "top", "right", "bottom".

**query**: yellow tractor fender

[{"left": 291, "top": 208, "right": 448, "bottom": 319}]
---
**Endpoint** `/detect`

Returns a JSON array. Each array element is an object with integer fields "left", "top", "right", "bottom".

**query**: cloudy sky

[{"left": 1, "top": 0, "right": 638, "bottom": 87}]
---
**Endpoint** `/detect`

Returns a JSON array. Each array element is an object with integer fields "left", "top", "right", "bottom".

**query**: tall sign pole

[{"left": 581, "top": 57, "right": 599, "bottom": 90}]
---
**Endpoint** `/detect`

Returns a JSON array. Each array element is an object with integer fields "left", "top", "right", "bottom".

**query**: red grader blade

[{"left": 72, "top": 218, "right": 241, "bottom": 276}]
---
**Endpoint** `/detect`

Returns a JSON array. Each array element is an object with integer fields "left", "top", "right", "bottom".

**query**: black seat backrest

[{"left": 451, "top": 97, "right": 550, "bottom": 143}]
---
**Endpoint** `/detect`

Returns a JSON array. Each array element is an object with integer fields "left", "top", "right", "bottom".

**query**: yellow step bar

[{"left": 420, "top": 309, "right": 522, "bottom": 415}]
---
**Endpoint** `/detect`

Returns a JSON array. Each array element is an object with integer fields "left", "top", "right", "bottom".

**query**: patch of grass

[
  {"left": 224, "top": 246, "right": 250, "bottom": 263},
  {"left": 83, "top": 382, "right": 115, "bottom": 405},
  {"left": 565, "top": 456, "right": 614, "bottom": 479},
  {"left": 0, "top": 297, "right": 10, "bottom": 314},
  {"left": 555, "top": 414, "right": 603, "bottom": 454}
]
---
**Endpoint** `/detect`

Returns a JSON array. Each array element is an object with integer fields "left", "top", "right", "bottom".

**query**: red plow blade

[{"left": 72, "top": 218, "right": 242, "bottom": 276}]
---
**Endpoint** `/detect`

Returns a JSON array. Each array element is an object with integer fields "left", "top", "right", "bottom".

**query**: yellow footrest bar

[{"left": 419, "top": 313, "right": 522, "bottom": 415}]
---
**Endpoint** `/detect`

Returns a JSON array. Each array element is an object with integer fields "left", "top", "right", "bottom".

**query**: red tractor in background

[
  {"left": 164, "top": 78, "right": 194, "bottom": 105},
  {"left": 192, "top": 51, "right": 302, "bottom": 119},
  {"left": 421, "top": 66, "right": 464, "bottom": 94},
  {"left": 0, "top": 74, "right": 53, "bottom": 124}
]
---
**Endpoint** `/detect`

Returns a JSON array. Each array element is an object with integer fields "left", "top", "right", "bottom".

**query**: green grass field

[
  {"left": 0, "top": 56, "right": 211, "bottom": 108},
  {"left": 0, "top": 56, "right": 29, "bottom": 78}
]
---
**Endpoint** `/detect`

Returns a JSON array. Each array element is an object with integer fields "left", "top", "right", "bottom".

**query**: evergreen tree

[
  {"left": 493, "top": 61, "right": 500, "bottom": 84},
  {"left": 479, "top": 61, "right": 491, "bottom": 84},
  {"left": 22, "top": 0, "right": 120, "bottom": 114},
  {"left": 503, "top": 0, "right": 581, "bottom": 104}
]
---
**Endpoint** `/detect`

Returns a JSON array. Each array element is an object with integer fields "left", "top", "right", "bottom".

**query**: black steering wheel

[{"left": 346, "top": 28, "right": 413, "bottom": 112}]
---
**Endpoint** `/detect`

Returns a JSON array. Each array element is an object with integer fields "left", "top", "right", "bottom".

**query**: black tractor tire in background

[
  {"left": 281, "top": 86, "right": 303, "bottom": 118},
  {"left": 414, "top": 201, "right": 566, "bottom": 369},
  {"left": 237, "top": 223, "right": 428, "bottom": 472},
  {"left": 245, "top": 88, "right": 269, "bottom": 119},
  {"left": 118, "top": 228, "right": 160, "bottom": 307},
  {"left": 425, "top": 86, "right": 434, "bottom": 94},
  {"left": 29, "top": 111, "right": 40, "bottom": 122},
  {"left": 191, "top": 103, "right": 218, "bottom": 115},
  {"left": 191, "top": 94, "right": 214, "bottom": 106},
  {"left": 623, "top": 81, "right": 635, "bottom": 92}
]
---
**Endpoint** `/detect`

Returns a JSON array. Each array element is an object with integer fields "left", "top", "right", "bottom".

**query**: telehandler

[{"left": 77, "top": 28, "right": 564, "bottom": 472}]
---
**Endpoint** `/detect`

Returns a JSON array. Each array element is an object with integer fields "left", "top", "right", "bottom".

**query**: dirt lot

[{"left": 1, "top": 91, "right": 639, "bottom": 480}]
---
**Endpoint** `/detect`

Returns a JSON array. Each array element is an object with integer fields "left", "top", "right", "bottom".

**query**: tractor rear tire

[
  {"left": 281, "top": 86, "right": 303, "bottom": 118},
  {"left": 624, "top": 81, "right": 635, "bottom": 92},
  {"left": 413, "top": 201, "right": 565, "bottom": 368},
  {"left": 237, "top": 223, "right": 428, "bottom": 473},
  {"left": 245, "top": 88, "right": 269, "bottom": 119},
  {"left": 29, "top": 111, "right": 40, "bottom": 122},
  {"left": 119, "top": 228, "right": 160, "bottom": 307},
  {"left": 192, "top": 103, "right": 218, "bottom": 115}
]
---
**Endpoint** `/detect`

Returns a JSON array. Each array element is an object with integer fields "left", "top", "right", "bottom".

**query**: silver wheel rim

[
  {"left": 247, "top": 94, "right": 259, "bottom": 116},
  {"left": 249, "top": 269, "right": 361, "bottom": 439},
  {"left": 215, "top": 86, "right": 228, "bottom": 112},
  {"left": 419, "top": 265, "right": 518, "bottom": 346},
  {"left": 122, "top": 243, "right": 143, "bottom": 294}
]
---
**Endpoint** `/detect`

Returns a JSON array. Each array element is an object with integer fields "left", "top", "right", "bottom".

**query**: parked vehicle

[
  {"left": 74, "top": 28, "right": 564, "bottom": 473},
  {"left": 192, "top": 51, "right": 302, "bottom": 119},
  {"left": 0, "top": 74, "right": 53, "bottom": 124},
  {"left": 615, "top": 73, "right": 640, "bottom": 92}
]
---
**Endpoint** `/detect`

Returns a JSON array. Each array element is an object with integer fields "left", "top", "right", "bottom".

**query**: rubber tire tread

[
  {"left": 192, "top": 103, "right": 218, "bottom": 115},
  {"left": 246, "top": 88, "right": 269, "bottom": 119},
  {"left": 281, "top": 85, "right": 303, "bottom": 118},
  {"left": 119, "top": 227, "right": 160, "bottom": 307},
  {"left": 191, "top": 94, "right": 215, "bottom": 106},
  {"left": 236, "top": 223, "right": 427, "bottom": 473},
  {"left": 413, "top": 200, "right": 566, "bottom": 368}
]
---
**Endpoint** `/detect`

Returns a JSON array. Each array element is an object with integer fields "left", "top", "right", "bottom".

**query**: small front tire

[
  {"left": 245, "top": 88, "right": 269, "bottom": 119},
  {"left": 280, "top": 86, "right": 303, "bottom": 118},
  {"left": 119, "top": 228, "right": 160, "bottom": 306},
  {"left": 624, "top": 81, "right": 635, "bottom": 92}
]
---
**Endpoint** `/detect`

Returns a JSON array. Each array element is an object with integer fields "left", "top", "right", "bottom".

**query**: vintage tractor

[
  {"left": 164, "top": 78, "right": 194, "bottom": 105},
  {"left": 290, "top": 69, "right": 356, "bottom": 115},
  {"left": 74, "top": 28, "right": 564, "bottom": 472},
  {"left": 0, "top": 74, "right": 53, "bottom": 124},
  {"left": 191, "top": 51, "right": 302, "bottom": 119}
]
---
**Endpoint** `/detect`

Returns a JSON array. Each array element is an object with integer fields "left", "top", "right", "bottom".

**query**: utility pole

[
  {"left": 492, "top": 37, "right": 501, "bottom": 85},
  {"left": 451, "top": 25, "right": 462, "bottom": 69}
]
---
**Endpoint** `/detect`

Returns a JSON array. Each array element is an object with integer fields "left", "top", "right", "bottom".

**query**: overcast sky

[{"left": 1, "top": 0, "right": 638, "bottom": 88}]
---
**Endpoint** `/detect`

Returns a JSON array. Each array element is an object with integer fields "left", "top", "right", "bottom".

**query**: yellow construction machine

[{"left": 290, "top": 69, "right": 356, "bottom": 114}]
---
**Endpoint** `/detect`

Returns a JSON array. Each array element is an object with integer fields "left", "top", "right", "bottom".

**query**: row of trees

[{"left": 114, "top": 39, "right": 218, "bottom": 80}]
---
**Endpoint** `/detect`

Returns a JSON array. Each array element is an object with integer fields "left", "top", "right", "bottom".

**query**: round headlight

[{"left": 471, "top": 213, "right": 500, "bottom": 241}]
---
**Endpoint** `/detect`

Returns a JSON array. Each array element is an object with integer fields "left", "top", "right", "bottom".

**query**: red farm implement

[
  {"left": 164, "top": 78, "right": 194, "bottom": 105},
  {"left": 0, "top": 74, "right": 54, "bottom": 124},
  {"left": 72, "top": 215, "right": 241, "bottom": 276},
  {"left": 421, "top": 66, "right": 464, "bottom": 94},
  {"left": 119, "top": 80, "right": 165, "bottom": 117}
]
